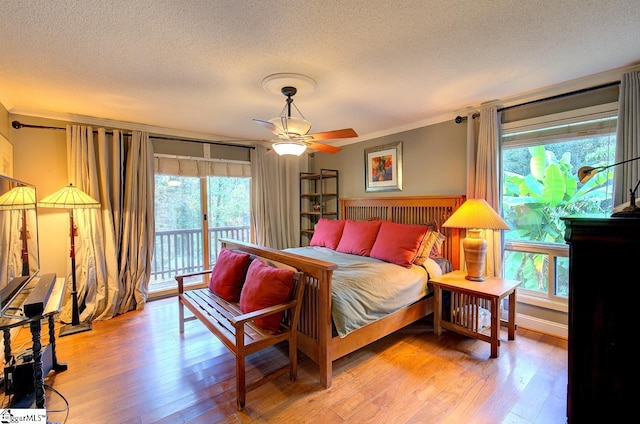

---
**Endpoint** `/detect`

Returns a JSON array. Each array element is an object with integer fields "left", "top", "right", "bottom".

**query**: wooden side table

[{"left": 430, "top": 270, "right": 520, "bottom": 358}]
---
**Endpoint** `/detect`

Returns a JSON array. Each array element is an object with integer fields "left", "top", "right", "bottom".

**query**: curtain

[
  {"left": 62, "top": 125, "right": 154, "bottom": 324},
  {"left": 467, "top": 106, "right": 504, "bottom": 278},
  {"left": 614, "top": 70, "right": 640, "bottom": 206},
  {"left": 466, "top": 112, "right": 477, "bottom": 198},
  {"left": 0, "top": 211, "right": 23, "bottom": 287},
  {"left": 250, "top": 145, "right": 307, "bottom": 249}
]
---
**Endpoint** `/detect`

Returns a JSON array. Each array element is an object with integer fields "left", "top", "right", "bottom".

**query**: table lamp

[
  {"left": 577, "top": 155, "right": 640, "bottom": 217},
  {"left": 39, "top": 183, "right": 100, "bottom": 337},
  {"left": 0, "top": 185, "right": 37, "bottom": 276},
  {"left": 442, "top": 198, "right": 510, "bottom": 281}
]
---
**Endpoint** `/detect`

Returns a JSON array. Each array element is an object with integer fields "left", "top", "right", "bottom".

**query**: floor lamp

[
  {"left": 0, "top": 185, "right": 37, "bottom": 276},
  {"left": 39, "top": 183, "right": 100, "bottom": 337}
]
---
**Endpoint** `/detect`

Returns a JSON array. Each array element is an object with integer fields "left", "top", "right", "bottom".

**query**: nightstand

[{"left": 430, "top": 270, "right": 520, "bottom": 358}]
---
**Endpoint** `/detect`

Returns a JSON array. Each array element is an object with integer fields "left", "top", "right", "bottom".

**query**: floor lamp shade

[
  {"left": 442, "top": 199, "right": 509, "bottom": 281},
  {"left": 0, "top": 186, "right": 37, "bottom": 276},
  {"left": 0, "top": 186, "right": 37, "bottom": 210},
  {"left": 39, "top": 183, "right": 100, "bottom": 337}
]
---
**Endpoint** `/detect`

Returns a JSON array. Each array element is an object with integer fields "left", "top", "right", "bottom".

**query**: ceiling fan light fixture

[
  {"left": 272, "top": 140, "right": 307, "bottom": 156},
  {"left": 268, "top": 116, "right": 312, "bottom": 136}
]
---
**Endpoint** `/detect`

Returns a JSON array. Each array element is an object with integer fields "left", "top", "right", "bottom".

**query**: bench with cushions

[{"left": 176, "top": 248, "right": 304, "bottom": 411}]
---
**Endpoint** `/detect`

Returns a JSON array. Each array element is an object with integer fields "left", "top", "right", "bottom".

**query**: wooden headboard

[{"left": 339, "top": 195, "right": 465, "bottom": 270}]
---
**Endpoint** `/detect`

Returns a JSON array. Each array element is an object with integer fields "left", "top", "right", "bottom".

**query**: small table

[
  {"left": 430, "top": 270, "right": 520, "bottom": 358},
  {"left": 0, "top": 275, "right": 67, "bottom": 408}
]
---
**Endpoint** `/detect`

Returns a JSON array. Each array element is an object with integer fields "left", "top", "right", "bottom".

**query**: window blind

[{"left": 154, "top": 155, "right": 250, "bottom": 178}]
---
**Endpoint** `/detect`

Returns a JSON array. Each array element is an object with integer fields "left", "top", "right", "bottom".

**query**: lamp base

[
  {"left": 612, "top": 189, "right": 640, "bottom": 217},
  {"left": 465, "top": 274, "right": 485, "bottom": 282},
  {"left": 58, "top": 322, "right": 92, "bottom": 337},
  {"left": 463, "top": 230, "right": 487, "bottom": 282},
  {"left": 611, "top": 204, "right": 640, "bottom": 217}
]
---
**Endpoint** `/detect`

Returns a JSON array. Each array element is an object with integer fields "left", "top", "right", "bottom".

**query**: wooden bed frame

[{"left": 221, "top": 195, "right": 464, "bottom": 388}]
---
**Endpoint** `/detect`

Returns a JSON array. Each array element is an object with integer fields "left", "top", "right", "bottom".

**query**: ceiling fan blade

[
  {"left": 305, "top": 140, "right": 342, "bottom": 154},
  {"left": 253, "top": 119, "right": 283, "bottom": 136},
  {"left": 307, "top": 128, "right": 358, "bottom": 140}
]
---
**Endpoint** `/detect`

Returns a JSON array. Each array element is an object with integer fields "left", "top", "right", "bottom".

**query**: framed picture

[{"left": 364, "top": 141, "right": 402, "bottom": 192}]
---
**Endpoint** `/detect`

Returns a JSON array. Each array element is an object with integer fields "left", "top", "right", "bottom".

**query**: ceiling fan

[{"left": 253, "top": 85, "right": 358, "bottom": 156}]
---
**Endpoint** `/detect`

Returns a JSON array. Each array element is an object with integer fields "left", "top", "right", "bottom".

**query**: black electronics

[
  {"left": 24, "top": 273, "right": 57, "bottom": 317},
  {"left": 4, "top": 348, "right": 35, "bottom": 398},
  {"left": 0, "top": 275, "right": 29, "bottom": 314},
  {"left": 3, "top": 344, "right": 54, "bottom": 402}
]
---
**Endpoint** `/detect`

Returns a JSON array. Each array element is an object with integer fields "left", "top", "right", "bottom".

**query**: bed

[{"left": 220, "top": 195, "right": 464, "bottom": 388}]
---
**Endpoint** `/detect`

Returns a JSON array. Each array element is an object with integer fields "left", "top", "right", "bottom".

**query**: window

[
  {"left": 501, "top": 103, "right": 617, "bottom": 311},
  {"left": 150, "top": 155, "right": 251, "bottom": 297}
]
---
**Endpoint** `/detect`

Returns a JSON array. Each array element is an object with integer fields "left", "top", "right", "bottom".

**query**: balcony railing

[{"left": 150, "top": 225, "right": 250, "bottom": 287}]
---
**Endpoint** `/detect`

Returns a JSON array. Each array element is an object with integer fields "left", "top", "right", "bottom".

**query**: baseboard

[{"left": 516, "top": 313, "right": 568, "bottom": 340}]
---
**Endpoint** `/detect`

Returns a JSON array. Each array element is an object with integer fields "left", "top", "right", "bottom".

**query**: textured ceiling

[{"left": 1, "top": 0, "right": 639, "bottom": 148}]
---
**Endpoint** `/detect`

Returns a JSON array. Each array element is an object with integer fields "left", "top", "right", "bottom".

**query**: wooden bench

[{"left": 176, "top": 263, "right": 304, "bottom": 411}]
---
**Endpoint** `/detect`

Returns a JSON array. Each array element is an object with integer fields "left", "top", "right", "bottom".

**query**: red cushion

[
  {"left": 309, "top": 219, "right": 345, "bottom": 250},
  {"left": 336, "top": 219, "right": 382, "bottom": 256},
  {"left": 239, "top": 259, "right": 296, "bottom": 334},
  {"left": 370, "top": 221, "right": 429, "bottom": 267},
  {"left": 208, "top": 248, "right": 251, "bottom": 301}
]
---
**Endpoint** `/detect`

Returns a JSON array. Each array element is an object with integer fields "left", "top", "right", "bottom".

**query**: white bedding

[{"left": 284, "top": 246, "right": 439, "bottom": 337}]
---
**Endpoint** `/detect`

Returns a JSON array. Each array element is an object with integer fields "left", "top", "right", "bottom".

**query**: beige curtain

[
  {"left": 62, "top": 125, "right": 154, "bottom": 324},
  {"left": 466, "top": 106, "right": 504, "bottom": 278},
  {"left": 466, "top": 113, "right": 477, "bottom": 198},
  {"left": 614, "top": 70, "right": 640, "bottom": 206},
  {"left": 0, "top": 211, "right": 23, "bottom": 287},
  {"left": 250, "top": 145, "right": 307, "bottom": 249}
]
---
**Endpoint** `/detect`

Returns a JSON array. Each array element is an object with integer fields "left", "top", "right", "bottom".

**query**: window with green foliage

[{"left": 501, "top": 104, "right": 617, "bottom": 309}]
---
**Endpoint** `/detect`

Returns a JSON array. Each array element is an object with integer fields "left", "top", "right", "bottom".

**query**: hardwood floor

[{"left": 4, "top": 297, "right": 568, "bottom": 424}]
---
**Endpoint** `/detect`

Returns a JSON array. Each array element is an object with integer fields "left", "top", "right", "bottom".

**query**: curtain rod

[
  {"left": 11, "top": 120, "right": 255, "bottom": 150},
  {"left": 454, "top": 80, "right": 621, "bottom": 124},
  {"left": 454, "top": 113, "right": 479, "bottom": 124}
]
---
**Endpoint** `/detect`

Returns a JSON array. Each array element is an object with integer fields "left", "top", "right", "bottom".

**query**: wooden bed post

[{"left": 317, "top": 267, "right": 333, "bottom": 388}]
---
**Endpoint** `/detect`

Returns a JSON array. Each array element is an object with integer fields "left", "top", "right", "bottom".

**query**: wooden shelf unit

[{"left": 299, "top": 169, "right": 339, "bottom": 245}]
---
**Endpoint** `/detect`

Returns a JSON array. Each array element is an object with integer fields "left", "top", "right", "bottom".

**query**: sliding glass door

[{"left": 150, "top": 174, "right": 250, "bottom": 297}]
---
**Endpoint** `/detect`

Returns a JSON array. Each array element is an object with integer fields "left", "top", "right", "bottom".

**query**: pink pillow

[
  {"left": 239, "top": 259, "right": 296, "bottom": 334},
  {"left": 310, "top": 219, "right": 345, "bottom": 250},
  {"left": 208, "top": 248, "right": 251, "bottom": 301},
  {"left": 336, "top": 219, "right": 382, "bottom": 256},
  {"left": 370, "top": 222, "right": 429, "bottom": 267}
]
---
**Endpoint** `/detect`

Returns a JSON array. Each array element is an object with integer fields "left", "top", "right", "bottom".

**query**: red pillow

[
  {"left": 208, "top": 248, "right": 251, "bottom": 301},
  {"left": 370, "top": 222, "right": 429, "bottom": 267},
  {"left": 310, "top": 219, "right": 345, "bottom": 250},
  {"left": 336, "top": 219, "right": 382, "bottom": 256},
  {"left": 239, "top": 259, "right": 296, "bottom": 334}
]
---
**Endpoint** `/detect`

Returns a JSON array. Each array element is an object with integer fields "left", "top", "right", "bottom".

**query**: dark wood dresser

[{"left": 561, "top": 215, "right": 637, "bottom": 423}]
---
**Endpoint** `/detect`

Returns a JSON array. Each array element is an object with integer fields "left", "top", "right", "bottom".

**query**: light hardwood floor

[{"left": 5, "top": 297, "right": 568, "bottom": 424}]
